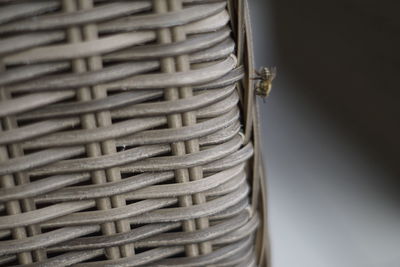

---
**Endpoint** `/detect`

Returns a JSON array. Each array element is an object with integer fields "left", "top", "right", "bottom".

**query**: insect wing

[{"left": 270, "top": 66, "right": 277, "bottom": 80}]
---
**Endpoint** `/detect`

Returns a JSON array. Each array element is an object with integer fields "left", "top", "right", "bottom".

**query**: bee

[{"left": 252, "top": 66, "right": 276, "bottom": 102}]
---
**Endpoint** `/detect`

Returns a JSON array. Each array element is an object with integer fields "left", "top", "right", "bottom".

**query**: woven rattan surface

[{"left": 0, "top": 0, "right": 268, "bottom": 266}]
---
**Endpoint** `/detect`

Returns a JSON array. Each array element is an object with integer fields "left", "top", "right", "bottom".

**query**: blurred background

[{"left": 248, "top": 0, "right": 400, "bottom": 266}]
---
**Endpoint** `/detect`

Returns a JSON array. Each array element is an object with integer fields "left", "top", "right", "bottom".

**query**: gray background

[{"left": 248, "top": 0, "right": 400, "bottom": 266}]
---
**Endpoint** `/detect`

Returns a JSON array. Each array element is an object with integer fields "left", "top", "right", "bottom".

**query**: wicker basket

[{"left": 0, "top": 0, "right": 268, "bottom": 266}]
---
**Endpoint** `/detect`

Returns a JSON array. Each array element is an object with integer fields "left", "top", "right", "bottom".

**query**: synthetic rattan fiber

[{"left": 0, "top": 0, "right": 268, "bottom": 266}]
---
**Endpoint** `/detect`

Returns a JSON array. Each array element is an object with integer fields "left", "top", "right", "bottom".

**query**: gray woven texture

[{"left": 0, "top": 0, "right": 267, "bottom": 266}]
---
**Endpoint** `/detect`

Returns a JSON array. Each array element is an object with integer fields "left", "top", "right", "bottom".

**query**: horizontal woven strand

[
  {"left": 212, "top": 212, "right": 259, "bottom": 246},
  {"left": 38, "top": 163, "right": 242, "bottom": 203},
  {"left": 34, "top": 165, "right": 246, "bottom": 203},
  {"left": 214, "top": 247, "right": 254, "bottom": 267},
  {"left": 0, "top": 200, "right": 94, "bottom": 230},
  {"left": 18, "top": 90, "right": 162, "bottom": 121},
  {"left": 150, "top": 236, "right": 252, "bottom": 267},
  {"left": 0, "top": 146, "right": 85, "bottom": 176},
  {"left": 19, "top": 89, "right": 236, "bottom": 149},
  {"left": 104, "top": 27, "right": 230, "bottom": 61},
  {"left": 134, "top": 210, "right": 251, "bottom": 248},
  {"left": 48, "top": 222, "right": 181, "bottom": 252},
  {"left": 3, "top": 32, "right": 156, "bottom": 65},
  {"left": 3, "top": 9, "right": 229, "bottom": 65},
  {"left": 0, "top": 91, "right": 74, "bottom": 117},
  {"left": 8, "top": 61, "right": 159, "bottom": 93},
  {"left": 0, "top": 173, "right": 90, "bottom": 202},
  {"left": 7, "top": 54, "right": 235, "bottom": 93},
  {"left": 63, "top": 230, "right": 256, "bottom": 267},
  {"left": 48, "top": 210, "right": 250, "bottom": 253},
  {"left": 41, "top": 198, "right": 177, "bottom": 228},
  {"left": 120, "top": 134, "right": 242, "bottom": 173},
  {"left": 198, "top": 121, "right": 241, "bottom": 146},
  {"left": 0, "top": 32, "right": 65, "bottom": 56},
  {"left": 75, "top": 246, "right": 184, "bottom": 267},
  {"left": 116, "top": 107, "right": 239, "bottom": 146},
  {"left": 194, "top": 65, "right": 244, "bottom": 90},
  {"left": 210, "top": 199, "right": 250, "bottom": 221},
  {"left": 203, "top": 142, "right": 254, "bottom": 173},
  {"left": 29, "top": 144, "right": 171, "bottom": 176},
  {"left": 126, "top": 184, "right": 249, "bottom": 224},
  {"left": 20, "top": 250, "right": 104, "bottom": 267},
  {"left": 196, "top": 90, "right": 239, "bottom": 118},
  {"left": 36, "top": 171, "right": 175, "bottom": 203},
  {"left": 23, "top": 116, "right": 167, "bottom": 148},
  {"left": 0, "top": 140, "right": 251, "bottom": 201},
  {"left": 184, "top": 10, "right": 229, "bottom": 35},
  {"left": 99, "top": 2, "right": 226, "bottom": 33},
  {"left": 15, "top": 66, "right": 242, "bottom": 121},
  {"left": 0, "top": 62, "right": 69, "bottom": 86},
  {"left": 238, "top": 255, "right": 258, "bottom": 267},
  {"left": 30, "top": 135, "right": 239, "bottom": 176},
  {"left": 32, "top": 163, "right": 244, "bottom": 205},
  {"left": 203, "top": 170, "right": 247, "bottom": 197},
  {"left": 0, "top": 205, "right": 257, "bottom": 261},
  {"left": 0, "top": 118, "right": 80, "bottom": 145},
  {"left": 190, "top": 37, "right": 235, "bottom": 63},
  {"left": 0, "top": 1, "right": 59, "bottom": 25},
  {"left": 57, "top": 48, "right": 241, "bottom": 86},
  {"left": 0, "top": 225, "right": 100, "bottom": 256},
  {"left": 126, "top": 165, "right": 244, "bottom": 199},
  {"left": 104, "top": 55, "right": 236, "bottom": 90},
  {"left": 112, "top": 85, "right": 235, "bottom": 118},
  {"left": 0, "top": 2, "right": 151, "bottom": 33},
  {"left": 69, "top": 237, "right": 255, "bottom": 267}
]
